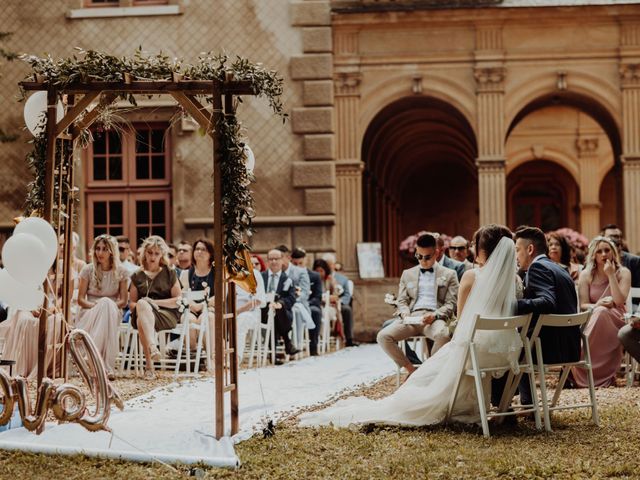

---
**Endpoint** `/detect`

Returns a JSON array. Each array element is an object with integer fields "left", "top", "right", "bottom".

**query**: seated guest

[
  {"left": 548, "top": 231, "right": 581, "bottom": 281},
  {"left": 573, "top": 236, "right": 630, "bottom": 387},
  {"left": 313, "top": 259, "right": 344, "bottom": 342},
  {"left": 129, "top": 236, "right": 181, "bottom": 379},
  {"left": 449, "top": 236, "right": 474, "bottom": 271},
  {"left": 251, "top": 254, "right": 266, "bottom": 272},
  {"left": 2, "top": 267, "right": 63, "bottom": 378},
  {"left": 619, "top": 317, "right": 640, "bottom": 365},
  {"left": 167, "top": 243, "right": 178, "bottom": 268},
  {"left": 236, "top": 258, "right": 267, "bottom": 362},
  {"left": 291, "top": 248, "right": 323, "bottom": 355},
  {"left": 321, "top": 253, "right": 358, "bottom": 347},
  {"left": 377, "top": 233, "right": 459, "bottom": 376},
  {"left": 276, "top": 245, "right": 312, "bottom": 351},
  {"left": 58, "top": 232, "right": 87, "bottom": 322},
  {"left": 76, "top": 235, "right": 128, "bottom": 379},
  {"left": 2, "top": 310, "right": 61, "bottom": 378},
  {"left": 262, "top": 249, "right": 298, "bottom": 363},
  {"left": 176, "top": 240, "right": 193, "bottom": 273},
  {"left": 115, "top": 235, "right": 139, "bottom": 277},
  {"left": 177, "top": 238, "right": 216, "bottom": 352},
  {"left": 434, "top": 234, "right": 465, "bottom": 281},
  {"left": 602, "top": 224, "right": 640, "bottom": 288}
]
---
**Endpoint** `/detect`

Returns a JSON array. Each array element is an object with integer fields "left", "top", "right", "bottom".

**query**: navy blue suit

[
  {"left": 518, "top": 256, "right": 580, "bottom": 364},
  {"left": 492, "top": 256, "right": 580, "bottom": 406}
]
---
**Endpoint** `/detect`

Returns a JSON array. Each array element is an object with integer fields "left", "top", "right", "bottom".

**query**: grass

[{"left": 0, "top": 375, "right": 639, "bottom": 479}]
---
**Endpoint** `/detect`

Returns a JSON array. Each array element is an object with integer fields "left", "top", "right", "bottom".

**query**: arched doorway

[
  {"left": 505, "top": 93, "right": 622, "bottom": 238},
  {"left": 362, "top": 96, "right": 477, "bottom": 276},
  {"left": 507, "top": 160, "right": 579, "bottom": 232}
]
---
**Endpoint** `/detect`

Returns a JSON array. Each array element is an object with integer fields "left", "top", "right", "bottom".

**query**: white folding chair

[
  {"left": 117, "top": 320, "right": 143, "bottom": 376},
  {"left": 247, "top": 306, "right": 275, "bottom": 367},
  {"left": 166, "top": 291, "right": 211, "bottom": 376},
  {"left": 624, "top": 287, "right": 640, "bottom": 386},
  {"left": 447, "top": 313, "right": 540, "bottom": 438},
  {"left": 319, "top": 291, "right": 332, "bottom": 354},
  {"left": 292, "top": 304, "right": 311, "bottom": 359},
  {"left": 530, "top": 311, "right": 598, "bottom": 432}
]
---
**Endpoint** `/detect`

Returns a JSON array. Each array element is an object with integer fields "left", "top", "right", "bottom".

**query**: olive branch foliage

[{"left": 20, "top": 48, "right": 286, "bottom": 274}]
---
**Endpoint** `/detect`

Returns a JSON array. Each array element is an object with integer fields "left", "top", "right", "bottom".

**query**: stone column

[
  {"left": 576, "top": 137, "right": 602, "bottom": 239},
  {"left": 474, "top": 24, "right": 507, "bottom": 226},
  {"left": 620, "top": 61, "right": 640, "bottom": 252},
  {"left": 290, "top": 0, "right": 337, "bottom": 252},
  {"left": 334, "top": 27, "right": 363, "bottom": 273},
  {"left": 336, "top": 161, "right": 364, "bottom": 270},
  {"left": 477, "top": 160, "right": 506, "bottom": 226},
  {"left": 475, "top": 66, "right": 507, "bottom": 226}
]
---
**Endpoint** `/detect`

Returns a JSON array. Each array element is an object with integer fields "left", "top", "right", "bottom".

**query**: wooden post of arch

[{"left": 21, "top": 78, "right": 255, "bottom": 438}]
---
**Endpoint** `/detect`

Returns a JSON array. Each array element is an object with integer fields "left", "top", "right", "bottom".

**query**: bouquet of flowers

[
  {"left": 554, "top": 228, "right": 589, "bottom": 251},
  {"left": 384, "top": 293, "right": 399, "bottom": 307}
]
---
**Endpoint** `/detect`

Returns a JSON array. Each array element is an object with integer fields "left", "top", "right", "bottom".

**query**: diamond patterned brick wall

[{"left": 0, "top": 0, "right": 305, "bottom": 235}]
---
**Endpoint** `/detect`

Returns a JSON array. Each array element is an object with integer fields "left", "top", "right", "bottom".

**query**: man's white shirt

[{"left": 413, "top": 267, "right": 437, "bottom": 311}]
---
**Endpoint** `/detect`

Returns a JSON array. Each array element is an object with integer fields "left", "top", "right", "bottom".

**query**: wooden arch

[{"left": 20, "top": 76, "right": 256, "bottom": 439}]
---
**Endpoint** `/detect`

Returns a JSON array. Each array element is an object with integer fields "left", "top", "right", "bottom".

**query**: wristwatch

[{"left": 434, "top": 312, "right": 441, "bottom": 321}]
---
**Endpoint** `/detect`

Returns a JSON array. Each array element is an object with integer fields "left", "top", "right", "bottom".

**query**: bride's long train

[{"left": 299, "top": 237, "right": 522, "bottom": 428}]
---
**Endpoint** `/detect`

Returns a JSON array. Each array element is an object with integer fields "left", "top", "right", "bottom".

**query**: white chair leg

[
  {"left": 535, "top": 339, "right": 552, "bottom": 432},
  {"left": 523, "top": 343, "right": 542, "bottom": 431},
  {"left": 583, "top": 341, "right": 600, "bottom": 426},
  {"left": 469, "top": 344, "right": 490, "bottom": 438}
]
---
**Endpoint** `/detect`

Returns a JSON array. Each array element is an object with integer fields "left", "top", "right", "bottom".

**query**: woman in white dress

[
  {"left": 235, "top": 257, "right": 267, "bottom": 362},
  {"left": 300, "top": 224, "right": 521, "bottom": 427},
  {"left": 76, "top": 235, "right": 128, "bottom": 378}
]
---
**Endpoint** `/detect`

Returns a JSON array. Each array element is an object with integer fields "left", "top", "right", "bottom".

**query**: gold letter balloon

[{"left": 0, "top": 329, "right": 123, "bottom": 433}]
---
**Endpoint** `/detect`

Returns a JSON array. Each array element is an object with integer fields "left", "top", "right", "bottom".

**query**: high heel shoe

[{"left": 149, "top": 345, "right": 161, "bottom": 362}]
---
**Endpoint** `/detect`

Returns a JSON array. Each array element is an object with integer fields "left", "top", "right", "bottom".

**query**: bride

[{"left": 299, "top": 224, "right": 522, "bottom": 427}]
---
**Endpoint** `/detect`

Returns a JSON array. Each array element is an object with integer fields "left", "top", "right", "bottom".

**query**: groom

[
  {"left": 377, "top": 233, "right": 459, "bottom": 375},
  {"left": 492, "top": 226, "right": 580, "bottom": 408}
]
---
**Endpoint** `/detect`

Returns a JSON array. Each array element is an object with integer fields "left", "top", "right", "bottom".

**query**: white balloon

[
  {"left": 2, "top": 233, "right": 49, "bottom": 288},
  {"left": 14, "top": 217, "right": 58, "bottom": 266},
  {"left": 23, "top": 91, "right": 65, "bottom": 137},
  {"left": 243, "top": 145, "right": 255, "bottom": 174},
  {"left": 0, "top": 269, "right": 45, "bottom": 311}
]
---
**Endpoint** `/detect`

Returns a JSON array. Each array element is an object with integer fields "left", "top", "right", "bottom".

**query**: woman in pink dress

[
  {"left": 76, "top": 235, "right": 128, "bottom": 378},
  {"left": 573, "top": 236, "right": 630, "bottom": 387},
  {"left": 2, "top": 267, "right": 63, "bottom": 378},
  {"left": 1, "top": 310, "right": 60, "bottom": 378}
]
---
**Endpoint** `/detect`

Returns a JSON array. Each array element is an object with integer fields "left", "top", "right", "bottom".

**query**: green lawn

[{"left": 0, "top": 380, "right": 638, "bottom": 479}]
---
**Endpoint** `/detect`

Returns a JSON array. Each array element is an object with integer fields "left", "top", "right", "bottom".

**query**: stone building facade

[{"left": 1, "top": 0, "right": 640, "bottom": 338}]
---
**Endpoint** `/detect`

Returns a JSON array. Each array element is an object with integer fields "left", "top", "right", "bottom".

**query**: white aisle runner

[{"left": 0, "top": 344, "right": 395, "bottom": 467}]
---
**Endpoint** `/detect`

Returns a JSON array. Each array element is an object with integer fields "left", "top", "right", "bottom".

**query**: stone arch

[
  {"left": 505, "top": 70, "right": 622, "bottom": 143},
  {"left": 507, "top": 147, "right": 581, "bottom": 184},
  {"left": 359, "top": 72, "right": 477, "bottom": 149},
  {"left": 361, "top": 95, "right": 478, "bottom": 276},
  {"left": 507, "top": 160, "right": 580, "bottom": 232},
  {"left": 506, "top": 97, "right": 620, "bottom": 237}
]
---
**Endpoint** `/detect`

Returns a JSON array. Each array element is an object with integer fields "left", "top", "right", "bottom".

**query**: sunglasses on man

[
  {"left": 449, "top": 246, "right": 467, "bottom": 251},
  {"left": 415, "top": 253, "right": 433, "bottom": 261}
]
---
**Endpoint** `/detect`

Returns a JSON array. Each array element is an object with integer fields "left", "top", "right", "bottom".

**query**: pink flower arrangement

[{"left": 553, "top": 228, "right": 589, "bottom": 251}]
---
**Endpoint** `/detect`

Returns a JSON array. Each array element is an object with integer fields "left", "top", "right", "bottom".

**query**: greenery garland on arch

[{"left": 20, "top": 48, "right": 286, "bottom": 274}]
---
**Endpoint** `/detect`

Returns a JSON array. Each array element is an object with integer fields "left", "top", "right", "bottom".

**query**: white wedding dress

[{"left": 299, "top": 237, "right": 522, "bottom": 427}]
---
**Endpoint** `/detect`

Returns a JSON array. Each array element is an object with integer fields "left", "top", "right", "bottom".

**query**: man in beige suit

[{"left": 377, "top": 233, "right": 459, "bottom": 376}]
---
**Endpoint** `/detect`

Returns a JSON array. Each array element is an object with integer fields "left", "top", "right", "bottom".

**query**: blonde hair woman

[
  {"left": 573, "top": 236, "right": 631, "bottom": 387},
  {"left": 76, "top": 234, "right": 128, "bottom": 379},
  {"left": 129, "top": 236, "right": 181, "bottom": 379}
]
